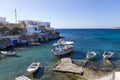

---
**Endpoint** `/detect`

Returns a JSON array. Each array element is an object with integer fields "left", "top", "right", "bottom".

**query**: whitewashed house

[
  {"left": 18, "top": 20, "right": 58, "bottom": 42},
  {"left": 0, "top": 17, "right": 6, "bottom": 23},
  {"left": 18, "top": 20, "right": 51, "bottom": 34}
]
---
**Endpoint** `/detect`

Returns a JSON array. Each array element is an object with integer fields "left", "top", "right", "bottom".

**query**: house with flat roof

[
  {"left": 0, "top": 17, "right": 6, "bottom": 23},
  {"left": 18, "top": 20, "right": 51, "bottom": 34}
]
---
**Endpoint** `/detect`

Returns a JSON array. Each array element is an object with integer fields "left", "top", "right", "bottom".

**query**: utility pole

[{"left": 15, "top": 9, "right": 17, "bottom": 24}]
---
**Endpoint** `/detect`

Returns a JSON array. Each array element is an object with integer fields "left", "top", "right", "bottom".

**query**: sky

[{"left": 0, "top": 0, "right": 120, "bottom": 28}]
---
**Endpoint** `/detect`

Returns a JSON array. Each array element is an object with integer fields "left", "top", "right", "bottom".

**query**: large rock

[
  {"left": 53, "top": 58, "right": 84, "bottom": 74},
  {"left": 0, "top": 38, "right": 11, "bottom": 49}
]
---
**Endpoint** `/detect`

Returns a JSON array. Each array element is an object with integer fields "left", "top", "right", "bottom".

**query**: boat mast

[{"left": 15, "top": 9, "right": 17, "bottom": 24}]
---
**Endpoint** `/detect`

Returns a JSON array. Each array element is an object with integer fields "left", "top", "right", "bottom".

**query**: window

[{"left": 34, "top": 28, "right": 37, "bottom": 31}]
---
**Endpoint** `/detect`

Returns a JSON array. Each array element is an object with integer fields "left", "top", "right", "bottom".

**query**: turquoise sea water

[
  {"left": 58, "top": 29, "right": 120, "bottom": 61},
  {"left": 0, "top": 43, "right": 54, "bottom": 80},
  {"left": 0, "top": 29, "right": 120, "bottom": 80}
]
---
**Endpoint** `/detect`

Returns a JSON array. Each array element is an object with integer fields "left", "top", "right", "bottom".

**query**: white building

[
  {"left": 0, "top": 17, "right": 6, "bottom": 23},
  {"left": 18, "top": 20, "right": 51, "bottom": 34},
  {"left": 38, "top": 22, "right": 50, "bottom": 27}
]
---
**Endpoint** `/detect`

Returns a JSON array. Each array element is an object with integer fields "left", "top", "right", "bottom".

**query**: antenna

[{"left": 15, "top": 9, "right": 17, "bottom": 24}]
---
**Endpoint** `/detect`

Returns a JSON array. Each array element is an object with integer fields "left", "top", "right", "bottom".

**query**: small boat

[
  {"left": 52, "top": 39, "right": 74, "bottom": 56},
  {"left": 103, "top": 51, "right": 114, "bottom": 59},
  {"left": 27, "top": 62, "right": 40, "bottom": 73},
  {"left": 28, "top": 42, "right": 40, "bottom": 46},
  {"left": 86, "top": 51, "right": 96, "bottom": 60},
  {"left": 0, "top": 51, "right": 17, "bottom": 56}
]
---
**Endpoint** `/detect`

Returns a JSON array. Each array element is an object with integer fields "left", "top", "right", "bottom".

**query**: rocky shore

[
  {"left": 53, "top": 58, "right": 83, "bottom": 74},
  {"left": 31, "top": 57, "right": 120, "bottom": 80},
  {"left": 0, "top": 23, "right": 60, "bottom": 50},
  {"left": 0, "top": 38, "right": 11, "bottom": 49},
  {"left": 37, "top": 60, "right": 111, "bottom": 80}
]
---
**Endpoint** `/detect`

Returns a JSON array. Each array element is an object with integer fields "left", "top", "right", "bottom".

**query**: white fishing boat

[
  {"left": 27, "top": 62, "right": 40, "bottom": 73},
  {"left": 28, "top": 42, "right": 40, "bottom": 46},
  {"left": 52, "top": 39, "right": 74, "bottom": 56},
  {"left": 86, "top": 51, "right": 96, "bottom": 60},
  {"left": 0, "top": 51, "right": 17, "bottom": 56},
  {"left": 103, "top": 51, "right": 114, "bottom": 59}
]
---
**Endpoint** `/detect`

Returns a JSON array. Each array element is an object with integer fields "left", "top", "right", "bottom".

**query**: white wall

[
  {"left": 18, "top": 20, "right": 51, "bottom": 33},
  {"left": 38, "top": 22, "right": 50, "bottom": 27},
  {"left": 27, "top": 25, "right": 41, "bottom": 34},
  {"left": 0, "top": 17, "right": 6, "bottom": 23}
]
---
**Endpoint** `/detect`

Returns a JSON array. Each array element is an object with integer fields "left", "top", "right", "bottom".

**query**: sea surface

[{"left": 0, "top": 29, "right": 120, "bottom": 80}]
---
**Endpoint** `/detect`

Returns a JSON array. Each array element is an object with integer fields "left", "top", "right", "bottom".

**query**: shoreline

[
  {"left": 0, "top": 41, "right": 120, "bottom": 80},
  {"left": 36, "top": 58, "right": 117, "bottom": 80},
  {"left": 1, "top": 43, "right": 120, "bottom": 80},
  {"left": 0, "top": 28, "right": 120, "bottom": 80}
]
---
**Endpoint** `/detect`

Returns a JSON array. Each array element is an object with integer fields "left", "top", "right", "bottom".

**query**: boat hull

[
  {"left": 27, "top": 62, "right": 40, "bottom": 73},
  {"left": 1, "top": 51, "right": 17, "bottom": 56},
  {"left": 53, "top": 48, "right": 73, "bottom": 56},
  {"left": 27, "top": 68, "right": 38, "bottom": 73},
  {"left": 28, "top": 42, "right": 40, "bottom": 46},
  {"left": 103, "top": 52, "right": 114, "bottom": 59},
  {"left": 86, "top": 52, "right": 96, "bottom": 60},
  {"left": 86, "top": 55, "right": 96, "bottom": 60},
  {"left": 103, "top": 54, "right": 113, "bottom": 59}
]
